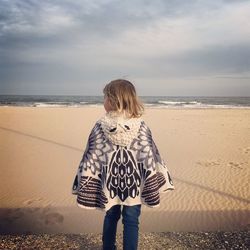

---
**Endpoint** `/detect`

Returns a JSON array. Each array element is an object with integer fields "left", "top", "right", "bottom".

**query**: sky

[{"left": 0, "top": 0, "right": 250, "bottom": 96}]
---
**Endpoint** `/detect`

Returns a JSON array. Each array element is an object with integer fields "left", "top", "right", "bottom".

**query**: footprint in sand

[
  {"left": 23, "top": 197, "right": 43, "bottom": 206},
  {"left": 239, "top": 147, "right": 250, "bottom": 155},
  {"left": 244, "top": 147, "right": 250, "bottom": 154},
  {"left": 2, "top": 208, "right": 25, "bottom": 223},
  {"left": 44, "top": 212, "right": 64, "bottom": 225},
  {"left": 23, "top": 198, "right": 44, "bottom": 213},
  {"left": 227, "top": 161, "right": 244, "bottom": 170},
  {"left": 39, "top": 205, "right": 64, "bottom": 225},
  {"left": 196, "top": 160, "right": 221, "bottom": 167}
]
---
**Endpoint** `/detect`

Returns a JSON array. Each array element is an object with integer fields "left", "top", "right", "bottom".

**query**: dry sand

[{"left": 0, "top": 106, "right": 249, "bottom": 234}]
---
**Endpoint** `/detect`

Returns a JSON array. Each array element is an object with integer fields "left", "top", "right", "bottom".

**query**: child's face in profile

[{"left": 104, "top": 95, "right": 113, "bottom": 112}]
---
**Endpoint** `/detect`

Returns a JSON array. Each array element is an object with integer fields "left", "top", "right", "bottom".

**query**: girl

[{"left": 72, "top": 79, "right": 175, "bottom": 250}]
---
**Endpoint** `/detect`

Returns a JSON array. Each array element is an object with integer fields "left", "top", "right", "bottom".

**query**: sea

[{"left": 0, "top": 95, "right": 249, "bottom": 109}]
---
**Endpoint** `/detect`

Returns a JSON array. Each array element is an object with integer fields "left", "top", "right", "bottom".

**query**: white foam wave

[
  {"left": 158, "top": 100, "right": 201, "bottom": 105},
  {"left": 145, "top": 103, "right": 250, "bottom": 109}
]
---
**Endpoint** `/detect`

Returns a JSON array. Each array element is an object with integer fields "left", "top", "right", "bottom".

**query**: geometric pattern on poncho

[
  {"left": 80, "top": 122, "right": 114, "bottom": 176},
  {"left": 106, "top": 146, "right": 141, "bottom": 202}
]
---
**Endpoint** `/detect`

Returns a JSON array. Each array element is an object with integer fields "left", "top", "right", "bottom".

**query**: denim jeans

[{"left": 102, "top": 204, "right": 142, "bottom": 250}]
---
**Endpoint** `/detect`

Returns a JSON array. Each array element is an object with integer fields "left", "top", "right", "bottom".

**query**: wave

[{"left": 158, "top": 100, "right": 202, "bottom": 106}]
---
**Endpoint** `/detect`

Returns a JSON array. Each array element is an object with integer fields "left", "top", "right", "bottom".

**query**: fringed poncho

[{"left": 72, "top": 111, "right": 175, "bottom": 211}]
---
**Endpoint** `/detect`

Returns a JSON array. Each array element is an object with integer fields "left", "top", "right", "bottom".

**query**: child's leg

[
  {"left": 122, "top": 204, "right": 142, "bottom": 250},
  {"left": 102, "top": 204, "right": 121, "bottom": 250}
]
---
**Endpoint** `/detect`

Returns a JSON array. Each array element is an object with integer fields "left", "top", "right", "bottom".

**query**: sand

[{"left": 0, "top": 106, "right": 249, "bottom": 234}]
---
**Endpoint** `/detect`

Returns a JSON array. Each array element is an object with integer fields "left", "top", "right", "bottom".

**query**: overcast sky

[{"left": 0, "top": 0, "right": 250, "bottom": 96}]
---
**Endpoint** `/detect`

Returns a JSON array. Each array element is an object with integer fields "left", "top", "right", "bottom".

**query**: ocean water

[{"left": 0, "top": 95, "right": 249, "bottom": 109}]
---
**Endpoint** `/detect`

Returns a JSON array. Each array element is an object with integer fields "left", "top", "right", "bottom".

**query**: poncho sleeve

[
  {"left": 151, "top": 135, "right": 175, "bottom": 192},
  {"left": 71, "top": 123, "right": 100, "bottom": 195},
  {"left": 72, "top": 161, "right": 81, "bottom": 195},
  {"left": 71, "top": 121, "right": 112, "bottom": 209},
  {"left": 71, "top": 143, "right": 87, "bottom": 196},
  {"left": 129, "top": 121, "right": 175, "bottom": 203}
]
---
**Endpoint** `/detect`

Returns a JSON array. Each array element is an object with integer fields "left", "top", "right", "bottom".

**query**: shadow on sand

[{"left": 0, "top": 206, "right": 249, "bottom": 235}]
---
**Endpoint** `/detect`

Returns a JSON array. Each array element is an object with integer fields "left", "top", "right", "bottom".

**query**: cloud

[{"left": 0, "top": 0, "right": 250, "bottom": 95}]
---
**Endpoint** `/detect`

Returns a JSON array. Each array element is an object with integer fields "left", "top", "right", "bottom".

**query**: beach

[{"left": 0, "top": 106, "right": 249, "bottom": 237}]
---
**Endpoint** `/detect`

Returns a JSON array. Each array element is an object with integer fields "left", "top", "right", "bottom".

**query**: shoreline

[{"left": 1, "top": 105, "right": 250, "bottom": 110}]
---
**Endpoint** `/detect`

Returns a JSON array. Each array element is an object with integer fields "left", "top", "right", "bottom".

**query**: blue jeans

[{"left": 102, "top": 204, "right": 142, "bottom": 250}]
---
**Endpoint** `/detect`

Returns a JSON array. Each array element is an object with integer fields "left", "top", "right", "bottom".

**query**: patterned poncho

[{"left": 72, "top": 111, "right": 175, "bottom": 211}]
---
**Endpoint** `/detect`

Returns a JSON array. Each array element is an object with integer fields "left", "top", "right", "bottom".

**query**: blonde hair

[{"left": 103, "top": 79, "right": 144, "bottom": 118}]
